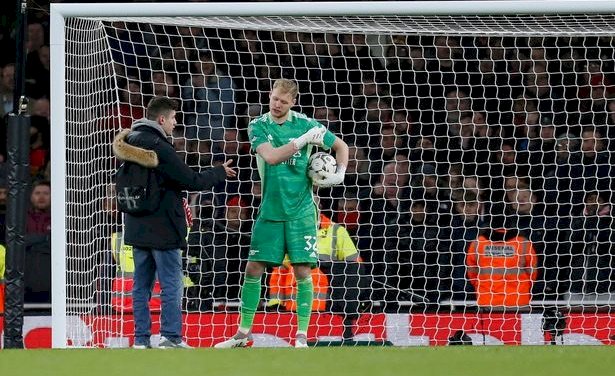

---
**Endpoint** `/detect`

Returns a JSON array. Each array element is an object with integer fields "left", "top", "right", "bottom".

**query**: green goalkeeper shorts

[{"left": 249, "top": 214, "right": 318, "bottom": 267}]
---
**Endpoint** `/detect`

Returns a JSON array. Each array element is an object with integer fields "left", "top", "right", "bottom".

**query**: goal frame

[{"left": 50, "top": 0, "right": 615, "bottom": 349}]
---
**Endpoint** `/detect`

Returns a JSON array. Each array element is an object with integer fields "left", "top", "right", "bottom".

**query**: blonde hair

[{"left": 272, "top": 79, "right": 298, "bottom": 98}]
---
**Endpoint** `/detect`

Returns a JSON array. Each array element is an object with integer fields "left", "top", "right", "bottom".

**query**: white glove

[
  {"left": 293, "top": 126, "right": 326, "bottom": 149},
  {"left": 313, "top": 165, "right": 346, "bottom": 187}
]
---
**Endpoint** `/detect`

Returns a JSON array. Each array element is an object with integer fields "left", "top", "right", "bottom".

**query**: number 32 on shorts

[{"left": 304, "top": 235, "right": 318, "bottom": 252}]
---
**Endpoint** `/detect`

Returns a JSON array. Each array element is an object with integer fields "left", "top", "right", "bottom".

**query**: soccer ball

[{"left": 308, "top": 152, "right": 337, "bottom": 181}]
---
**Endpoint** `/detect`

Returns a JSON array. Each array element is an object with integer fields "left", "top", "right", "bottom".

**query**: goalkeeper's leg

[
  {"left": 214, "top": 261, "right": 265, "bottom": 348},
  {"left": 293, "top": 264, "right": 313, "bottom": 348}
]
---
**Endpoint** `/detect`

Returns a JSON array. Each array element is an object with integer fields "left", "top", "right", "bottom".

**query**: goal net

[{"left": 51, "top": 2, "right": 615, "bottom": 348}]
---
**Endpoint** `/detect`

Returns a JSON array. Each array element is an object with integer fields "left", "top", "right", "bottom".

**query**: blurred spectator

[
  {"left": 462, "top": 175, "right": 482, "bottom": 200},
  {"left": 391, "top": 109, "right": 415, "bottom": 140},
  {"left": 433, "top": 87, "right": 472, "bottom": 127},
  {"left": 25, "top": 180, "right": 52, "bottom": 305},
  {"left": 527, "top": 120, "right": 557, "bottom": 181},
  {"left": 367, "top": 125, "right": 398, "bottom": 181},
  {"left": 604, "top": 98, "right": 615, "bottom": 145},
  {"left": 505, "top": 186, "right": 557, "bottom": 299},
  {"left": 385, "top": 199, "right": 444, "bottom": 304},
  {"left": 543, "top": 132, "right": 583, "bottom": 216},
  {"left": 578, "top": 65, "right": 615, "bottom": 124},
  {"left": 151, "top": 71, "right": 179, "bottom": 99},
  {"left": 30, "top": 97, "right": 50, "bottom": 120},
  {"left": 26, "top": 44, "right": 50, "bottom": 99},
  {"left": 334, "top": 192, "right": 360, "bottom": 237},
  {"left": 182, "top": 50, "right": 236, "bottom": 142},
  {"left": 580, "top": 126, "right": 612, "bottom": 195},
  {"left": 0, "top": 63, "right": 15, "bottom": 117},
  {"left": 410, "top": 135, "right": 436, "bottom": 166},
  {"left": 387, "top": 39, "right": 431, "bottom": 116},
  {"left": 106, "top": 78, "right": 145, "bottom": 129},
  {"left": 312, "top": 105, "right": 341, "bottom": 136},
  {"left": 523, "top": 63, "right": 566, "bottom": 125},
  {"left": 210, "top": 195, "right": 251, "bottom": 300},
  {"left": 487, "top": 140, "right": 528, "bottom": 204},
  {"left": 441, "top": 190, "right": 482, "bottom": 301},
  {"left": 511, "top": 95, "right": 539, "bottom": 129},
  {"left": 568, "top": 191, "right": 615, "bottom": 294},
  {"left": 339, "top": 33, "right": 384, "bottom": 98},
  {"left": 185, "top": 191, "right": 217, "bottom": 310},
  {"left": 411, "top": 162, "right": 452, "bottom": 220},
  {"left": 460, "top": 111, "right": 493, "bottom": 176},
  {"left": 426, "top": 36, "right": 462, "bottom": 97},
  {"left": 29, "top": 114, "right": 50, "bottom": 176},
  {"left": 357, "top": 160, "right": 410, "bottom": 296},
  {"left": 26, "top": 180, "right": 51, "bottom": 234},
  {"left": 0, "top": 23, "right": 13, "bottom": 66},
  {"left": 26, "top": 22, "right": 46, "bottom": 54},
  {"left": 212, "top": 128, "right": 253, "bottom": 195},
  {"left": 105, "top": 21, "right": 149, "bottom": 70}
]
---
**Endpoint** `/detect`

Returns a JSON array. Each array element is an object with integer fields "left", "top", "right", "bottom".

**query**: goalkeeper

[{"left": 215, "top": 79, "right": 348, "bottom": 348}]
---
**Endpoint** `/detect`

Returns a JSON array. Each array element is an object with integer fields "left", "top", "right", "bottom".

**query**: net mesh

[{"left": 62, "top": 13, "right": 615, "bottom": 347}]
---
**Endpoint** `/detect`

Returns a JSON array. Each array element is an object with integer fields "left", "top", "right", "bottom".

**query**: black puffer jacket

[{"left": 112, "top": 119, "right": 226, "bottom": 249}]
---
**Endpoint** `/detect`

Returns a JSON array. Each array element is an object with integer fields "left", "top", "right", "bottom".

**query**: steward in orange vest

[
  {"left": 466, "top": 226, "right": 537, "bottom": 307},
  {"left": 268, "top": 260, "right": 329, "bottom": 312}
]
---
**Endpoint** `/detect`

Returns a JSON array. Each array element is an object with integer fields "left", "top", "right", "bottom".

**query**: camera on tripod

[{"left": 542, "top": 308, "right": 567, "bottom": 344}]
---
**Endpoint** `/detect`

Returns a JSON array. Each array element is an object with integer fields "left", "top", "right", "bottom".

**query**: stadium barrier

[{"left": 1, "top": 311, "right": 613, "bottom": 348}]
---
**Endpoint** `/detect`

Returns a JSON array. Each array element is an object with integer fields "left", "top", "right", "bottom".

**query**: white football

[{"left": 308, "top": 152, "right": 337, "bottom": 181}]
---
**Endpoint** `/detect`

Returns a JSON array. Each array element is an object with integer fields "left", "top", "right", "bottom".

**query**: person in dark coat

[{"left": 112, "top": 96, "right": 235, "bottom": 348}]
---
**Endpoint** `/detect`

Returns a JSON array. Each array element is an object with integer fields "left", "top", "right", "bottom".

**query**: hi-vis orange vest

[
  {"left": 466, "top": 232, "right": 537, "bottom": 307},
  {"left": 269, "top": 265, "right": 329, "bottom": 312}
]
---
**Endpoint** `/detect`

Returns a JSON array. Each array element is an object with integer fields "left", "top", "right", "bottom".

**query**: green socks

[
  {"left": 239, "top": 275, "right": 262, "bottom": 332},
  {"left": 296, "top": 276, "right": 313, "bottom": 333},
  {"left": 239, "top": 274, "right": 313, "bottom": 335}
]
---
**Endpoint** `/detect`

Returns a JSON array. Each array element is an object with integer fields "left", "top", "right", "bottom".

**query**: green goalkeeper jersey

[{"left": 248, "top": 110, "right": 336, "bottom": 221}]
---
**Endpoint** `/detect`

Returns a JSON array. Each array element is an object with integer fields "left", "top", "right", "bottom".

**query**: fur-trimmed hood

[{"left": 112, "top": 129, "right": 159, "bottom": 168}]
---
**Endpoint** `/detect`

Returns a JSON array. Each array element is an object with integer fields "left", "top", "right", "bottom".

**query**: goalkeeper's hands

[
  {"left": 293, "top": 126, "right": 326, "bottom": 149},
  {"left": 313, "top": 164, "right": 346, "bottom": 187}
]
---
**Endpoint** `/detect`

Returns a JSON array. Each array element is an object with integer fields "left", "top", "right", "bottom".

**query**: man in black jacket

[{"left": 113, "top": 96, "right": 235, "bottom": 349}]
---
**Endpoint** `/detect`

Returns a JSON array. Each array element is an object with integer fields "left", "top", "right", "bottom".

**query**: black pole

[
  {"left": 13, "top": 0, "right": 27, "bottom": 115},
  {"left": 3, "top": 0, "right": 29, "bottom": 349}
]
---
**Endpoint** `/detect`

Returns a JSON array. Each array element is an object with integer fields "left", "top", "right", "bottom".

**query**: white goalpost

[{"left": 50, "top": 1, "right": 615, "bottom": 348}]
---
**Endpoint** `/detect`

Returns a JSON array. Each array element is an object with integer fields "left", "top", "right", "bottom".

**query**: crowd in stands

[
  {"left": 0, "top": 6, "right": 52, "bottom": 309},
  {"left": 1, "top": 2, "right": 615, "bottom": 312}
]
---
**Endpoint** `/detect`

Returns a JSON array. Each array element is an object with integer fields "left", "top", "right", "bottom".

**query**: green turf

[{"left": 0, "top": 346, "right": 613, "bottom": 376}]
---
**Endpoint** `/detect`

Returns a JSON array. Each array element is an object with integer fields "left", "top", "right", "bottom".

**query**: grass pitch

[{"left": 0, "top": 346, "right": 613, "bottom": 376}]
